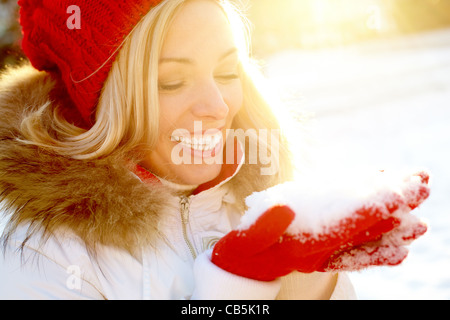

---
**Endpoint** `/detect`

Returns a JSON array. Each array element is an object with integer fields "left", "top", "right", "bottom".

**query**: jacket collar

[{"left": 134, "top": 138, "right": 245, "bottom": 196}]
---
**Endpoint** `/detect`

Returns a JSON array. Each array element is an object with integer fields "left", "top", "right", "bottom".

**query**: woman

[{"left": 0, "top": 0, "right": 428, "bottom": 299}]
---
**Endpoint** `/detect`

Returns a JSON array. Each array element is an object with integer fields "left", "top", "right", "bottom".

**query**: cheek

[
  {"left": 224, "top": 82, "right": 244, "bottom": 119},
  {"left": 157, "top": 96, "right": 185, "bottom": 138},
  {"left": 158, "top": 83, "right": 243, "bottom": 126}
]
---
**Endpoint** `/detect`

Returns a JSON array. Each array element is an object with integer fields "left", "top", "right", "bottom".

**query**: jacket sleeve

[
  {"left": 330, "top": 273, "right": 357, "bottom": 300},
  {"left": 0, "top": 228, "right": 105, "bottom": 300},
  {"left": 276, "top": 271, "right": 357, "bottom": 300},
  {"left": 191, "top": 249, "right": 282, "bottom": 300},
  {"left": 191, "top": 250, "right": 357, "bottom": 300}
]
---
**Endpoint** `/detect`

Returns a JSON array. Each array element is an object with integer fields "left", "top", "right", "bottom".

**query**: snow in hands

[
  {"left": 238, "top": 167, "right": 430, "bottom": 270},
  {"left": 240, "top": 167, "right": 429, "bottom": 236}
]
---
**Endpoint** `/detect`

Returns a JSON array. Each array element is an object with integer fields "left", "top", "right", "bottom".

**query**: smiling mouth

[{"left": 171, "top": 131, "right": 223, "bottom": 152}]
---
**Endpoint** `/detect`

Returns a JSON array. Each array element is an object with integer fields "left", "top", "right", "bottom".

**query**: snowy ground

[{"left": 265, "top": 28, "right": 450, "bottom": 300}]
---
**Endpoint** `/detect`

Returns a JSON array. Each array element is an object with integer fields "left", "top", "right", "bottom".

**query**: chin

[{"left": 175, "top": 163, "right": 223, "bottom": 186}]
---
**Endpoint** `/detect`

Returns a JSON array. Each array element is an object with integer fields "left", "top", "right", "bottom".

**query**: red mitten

[
  {"left": 322, "top": 171, "right": 430, "bottom": 271},
  {"left": 212, "top": 205, "right": 297, "bottom": 281},
  {"left": 211, "top": 169, "right": 430, "bottom": 281}
]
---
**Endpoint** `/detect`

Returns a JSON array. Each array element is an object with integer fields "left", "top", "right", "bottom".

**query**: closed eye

[
  {"left": 159, "top": 81, "right": 185, "bottom": 91},
  {"left": 215, "top": 73, "right": 239, "bottom": 83}
]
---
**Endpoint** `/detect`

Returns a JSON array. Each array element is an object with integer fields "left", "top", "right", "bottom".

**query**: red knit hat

[{"left": 19, "top": 0, "right": 163, "bottom": 127}]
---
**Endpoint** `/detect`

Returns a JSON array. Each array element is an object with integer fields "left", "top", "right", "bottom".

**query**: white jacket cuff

[
  {"left": 191, "top": 249, "right": 281, "bottom": 300},
  {"left": 330, "top": 272, "right": 357, "bottom": 300}
]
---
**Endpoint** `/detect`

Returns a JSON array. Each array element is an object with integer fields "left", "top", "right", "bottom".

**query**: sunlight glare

[{"left": 246, "top": 0, "right": 399, "bottom": 51}]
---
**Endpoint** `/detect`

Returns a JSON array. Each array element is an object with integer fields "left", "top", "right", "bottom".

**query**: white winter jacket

[
  {"left": 0, "top": 158, "right": 356, "bottom": 300},
  {"left": 0, "top": 184, "right": 356, "bottom": 300}
]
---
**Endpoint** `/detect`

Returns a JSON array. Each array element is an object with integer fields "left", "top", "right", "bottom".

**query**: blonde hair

[{"left": 19, "top": 0, "right": 294, "bottom": 182}]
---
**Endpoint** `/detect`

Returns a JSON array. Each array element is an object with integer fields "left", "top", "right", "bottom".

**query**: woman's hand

[{"left": 211, "top": 170, "right": 430, "bottom": 281}]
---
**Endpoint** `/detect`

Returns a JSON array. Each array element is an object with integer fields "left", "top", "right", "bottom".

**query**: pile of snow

[{"left": 239, "top": 167, "right": 427, "bottom": 237}]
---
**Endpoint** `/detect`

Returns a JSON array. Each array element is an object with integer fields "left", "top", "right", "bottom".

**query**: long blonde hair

[{"left": 19, "top": 0, "right": 295, "bottom": 182}]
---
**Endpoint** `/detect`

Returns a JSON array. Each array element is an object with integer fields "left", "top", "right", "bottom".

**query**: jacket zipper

[{"left": 179, "top": 196, "right": 197, "bottom": 260}]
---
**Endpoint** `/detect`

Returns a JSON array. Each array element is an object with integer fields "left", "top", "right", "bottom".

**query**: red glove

[
  {"left": 212, "top": 170, "right": 430, "bottom": 281},
  {"left": 323, "top": 171, "right": 430, "bottom": 271}
]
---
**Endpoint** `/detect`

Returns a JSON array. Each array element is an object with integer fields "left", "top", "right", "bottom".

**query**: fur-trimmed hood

[{"left": 0, "top": 63, "right": 275, "bottom": 255}]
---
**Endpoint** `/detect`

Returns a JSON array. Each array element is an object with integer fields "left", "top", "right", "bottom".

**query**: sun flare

[{"left": 241, "top": 0, "right": 450, "bottom": 54}]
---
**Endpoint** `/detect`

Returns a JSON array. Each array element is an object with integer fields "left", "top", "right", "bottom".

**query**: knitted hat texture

[{"left": 19, "top": 0, "right": 163, "bottom": 126}]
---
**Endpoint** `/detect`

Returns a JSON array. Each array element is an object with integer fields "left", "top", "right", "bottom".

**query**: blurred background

[
  {"left": 1, "top": 0, "right": 450, "bottom": 299},
  {"left": 246, "top": 0, "right": 450, "bottom": 56},
  {"left": 0, "top": 0, "right": 23, "bottom": 69}
]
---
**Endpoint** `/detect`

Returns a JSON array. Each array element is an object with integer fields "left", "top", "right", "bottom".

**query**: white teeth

[{"left": 171, "top": 132, "right": 222, "bottom": 151}]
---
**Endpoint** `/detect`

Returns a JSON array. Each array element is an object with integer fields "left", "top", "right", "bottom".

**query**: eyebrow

[{"left": 159, "top": 47, "right": 238, "bottom": 65}]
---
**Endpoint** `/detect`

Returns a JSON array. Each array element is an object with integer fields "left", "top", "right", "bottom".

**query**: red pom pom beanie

[{"left": 18, "top": 0, "right": 163, "bottom": 127}]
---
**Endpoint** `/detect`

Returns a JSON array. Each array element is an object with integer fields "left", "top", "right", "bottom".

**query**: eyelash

[
  {"left": 159, "top": 82, "right": 184, "bottom": 91},
  {"left": 216, "top": 74, "right": 239, "bottom": 82},
  {"left": 158, "top": 74, "right": 239, "bottom": 92}
]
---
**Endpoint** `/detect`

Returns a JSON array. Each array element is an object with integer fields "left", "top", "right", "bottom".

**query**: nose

[{"left": 191, "top": 79, "right": 229, "bottom": 120}]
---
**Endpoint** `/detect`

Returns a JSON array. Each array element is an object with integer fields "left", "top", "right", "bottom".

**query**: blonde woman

[{"left": 0, "top": 0, "right": 429, "bottom": 300}]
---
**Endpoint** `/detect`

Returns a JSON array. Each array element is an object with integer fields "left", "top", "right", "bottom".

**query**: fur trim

[
  {"left": 0, "top": 63, "right": 277, "bottom": 255},
  {"left": 0, "top": 64, "right": 169, "bottom": 254}
]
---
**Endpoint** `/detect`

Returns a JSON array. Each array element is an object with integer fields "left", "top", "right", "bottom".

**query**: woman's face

[{"left": 142, "top": 0, "right": 243, "bottom": 185}]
